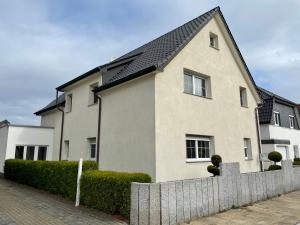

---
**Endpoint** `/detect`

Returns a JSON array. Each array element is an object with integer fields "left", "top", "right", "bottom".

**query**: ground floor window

[
  {"left": 186, "top": 136, "right": 212, "bottom": 162},
  {"left": 87, "top": 138, "right": 96, "bottom": 160},
  {"left": 38, "top": 146, "right": 47, "bottom": 160},
  {"left": 294, "top": 145, "right": 299, "bottom": 158},
  {"left": 15, "top": 146, "right": 24, "bottom": 159},
  {"left": 26, "top": 146, "right": 35, "bottom": 160}
]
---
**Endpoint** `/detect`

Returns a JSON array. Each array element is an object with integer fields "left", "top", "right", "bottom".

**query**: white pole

[{"left": 75, "top": 158, "right": 83, "bottom": 207}]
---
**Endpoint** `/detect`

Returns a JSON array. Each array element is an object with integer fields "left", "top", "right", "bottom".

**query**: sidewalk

[
  {"left": 0, "top": 178, "right": 127, "bottom": 225},
  {"left": 188, "top": 190, "right": 300, "bottom": 225}
]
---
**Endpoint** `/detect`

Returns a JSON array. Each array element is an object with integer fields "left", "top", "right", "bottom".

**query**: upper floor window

[
  {"left": 209, "top": 32, "right": 219, "bottom": 49},
  {"left": 184, "top": 70, "right": 210, "bottom": 98},
  {"left": 66, "top": 94, "right": 72, "bottom": 113},
  {"left": 289, "top": 115, "right": 295, "bottom": 129},
  {"left": 244, "top": 138, "right": 252, "bottom": 160},
  {"left": 186, "top": 136, "right": 213, "bottom": 162},
  {"left": 89, "top": 83, "right": 98, "bottom": 105},
  {"left": 240, "top": 87, "right": 248, "bottom": 107},
  {"left": 274, "top": 111, "right": 281, "bottom": 126}
]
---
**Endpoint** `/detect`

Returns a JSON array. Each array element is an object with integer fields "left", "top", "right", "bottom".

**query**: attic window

[{"left": 209, "top": 32, "right": 219, "bottom": 49}]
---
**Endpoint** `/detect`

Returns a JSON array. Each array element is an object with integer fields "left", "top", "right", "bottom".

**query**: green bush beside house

[{"left": 4, "top": 159, "right": 151, "bottom": 219}]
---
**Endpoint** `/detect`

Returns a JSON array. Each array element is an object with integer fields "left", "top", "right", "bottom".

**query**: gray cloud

[{"left": 0, "top": 0, "right": 300, "bottom": 125}]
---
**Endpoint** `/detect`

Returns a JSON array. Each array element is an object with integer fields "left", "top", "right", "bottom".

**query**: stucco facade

[{"left": 61, "top": 72, "right": 101, "bottom": 161}]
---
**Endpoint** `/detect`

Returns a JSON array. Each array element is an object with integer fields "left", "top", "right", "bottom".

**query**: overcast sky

[{"left": 1, "top": 0, "right": 300, "bottom": 125}]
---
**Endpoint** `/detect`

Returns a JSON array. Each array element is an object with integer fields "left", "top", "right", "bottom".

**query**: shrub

[
  {"left": 268, "top": 164, "right": 282, "bottom": 171},
  {"left": 268, "top": 151, "right": 282, "bottom": 165},
  {"left": 4, "top": 159, "right": 97, "bottom": 199},
  {"left": 207, "top": 165, "right": 220, "bottom": 176},
  {"left": 293, "top": 158, "right": 300, "bottom": 166},
  {"left": 211, "top": 155, "right": 222, "bottom": 167},
  {"left": 81, "top": 170, "right": 151, "bottom": 218}
]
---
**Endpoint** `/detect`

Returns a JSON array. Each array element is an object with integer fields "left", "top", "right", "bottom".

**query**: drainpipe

[
  {"left": 95, "top": 93, "right": 102, "bottom": 167},
  {"left": 255, "top": 105, "right": 263, "bottom": 171},
  {"left": 56, "top": 90, "right": 65, "bottom": 161}
]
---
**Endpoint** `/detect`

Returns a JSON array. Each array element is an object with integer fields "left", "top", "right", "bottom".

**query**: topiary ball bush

[
  {"left": 268, "top": 164, "right": 282, "bottom": 171},
  {"left": 207, "top": 165, "right": 220, "bottom": 176},
  {"left": 211, "top": 155, "right": 222, "bottom": 167},
  {"left": 268, "top": 151, "right": 282, "bottom": 164}
]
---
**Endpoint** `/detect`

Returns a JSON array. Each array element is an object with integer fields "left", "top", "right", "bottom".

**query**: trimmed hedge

[
  {"left": 4, "top": 159, "right": 97, "bottom": 199},
  {"left": 81, "top": 170, "right": 151, "bottom": 218},
  {"left": 294, "top": 158, "right": 300, "bottom": 166},
  {"left": 268, "top": 164, "right": 282, "bottom": 171}
]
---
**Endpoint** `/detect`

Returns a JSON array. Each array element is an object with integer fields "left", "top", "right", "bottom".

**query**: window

[
  {"left": 87, "top": 138, "right": 97, "bottom": 160},
  {"left": 240, "top": 87, "right": 248, "bottom": 107},
  {"left": 38, "top": 146, "right": 47, "bottom": 160},
  {"left": 184, "top": 71, "right": 210, "bottom": 97},
  {"left": 209, "top": 32, "right": 219, "bottom": 49},
  {"left": 89, "top": 83, "right": 98, "bottom": 105},
  {"left": 244, "top": 138, "right": 252, "bottom": 160},
  {"left": 66, "top": 94, "right": 72, "bottom": 113},
  {"left": 274, "top": 112, "right": 281, "bottom": 126},
  {"left": 15, "top": 146, "right": 24, "bottom": 159},
  {"left": 186, "top": 136, "right": 212, "bottom": 162},
  {"left": 294, "top": 145, "right": 299, "bottom": 158},
  {"left": 289, "top": 115, "right": 295, "bottom": 129},
  {"left": 64, "top": 141, "right": 70, "bottom": 160},
  {"left": 26, "top": 146, "right": 35, "bottom": 160}
]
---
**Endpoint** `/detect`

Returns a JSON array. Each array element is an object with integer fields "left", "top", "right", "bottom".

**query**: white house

[
  {"left": 257, "top": 87, "right": 300, "bottom": 169},
  {"left": 36, "top": 7, "right": 263, "bottom": 182},
  {"left": 0, "top": 120, "right": 54, "bottom": 173}
]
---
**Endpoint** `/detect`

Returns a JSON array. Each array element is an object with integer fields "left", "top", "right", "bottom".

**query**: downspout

[
  {"left": 56, "top": 90, "right": 64, "bottom": 161},
  {"left": 255, "top": 105, "right": 263, "bottom": 171},
  {"left": 95, "top": 93, "right": 102, "bottom": 167}
]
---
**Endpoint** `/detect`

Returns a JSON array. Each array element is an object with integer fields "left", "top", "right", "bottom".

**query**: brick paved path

[
  {"left": 188, "top": 190, "right": 300, "bottom": 225},
  {"left": 0, "top": 178, "right": 127, "bottom": 225}
]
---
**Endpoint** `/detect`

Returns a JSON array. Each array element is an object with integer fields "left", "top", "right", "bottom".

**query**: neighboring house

[
  {"left": 257, "top": 87, "right": 300, "bottom": 169},
  {"left": 0, "top": 120, "right": 54, "bottom": 173},
  {"left": 36, "top": 7, "right": 262, "bottom": 182}
]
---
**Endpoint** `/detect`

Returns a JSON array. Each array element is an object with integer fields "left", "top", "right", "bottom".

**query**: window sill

[
  {"left": 245, "top": 158, "right": 253, "bottom": 161},
  {"left": 186, "top": 159, "right": 211, "bottom": 163},
  {"left": 183, "top": 92, "right": 212, "bottom": 100},
  {"left": 241, "top": 105, "right": 248, "bottom": 108},
  {"left": 209, "top": 45, "right": 219, "bottom": 51}
]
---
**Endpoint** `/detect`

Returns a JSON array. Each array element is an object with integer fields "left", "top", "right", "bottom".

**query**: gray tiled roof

[
  {"left": 35, "top": 94, "right": 65, "bottom": 115},
  {"left": 257, "top": 86, "right": 297, "bottom": 124}
]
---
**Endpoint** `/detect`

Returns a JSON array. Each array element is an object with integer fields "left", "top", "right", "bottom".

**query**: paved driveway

[
  {"left": 188, "top": 190, "right": 300, "bottom": 225},
  {"left": 0, "top": 178, "right": 127, "bottom": 225}
]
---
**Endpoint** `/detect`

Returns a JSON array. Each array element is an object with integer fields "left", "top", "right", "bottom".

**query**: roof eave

[{"left": 34, "top": 102, "right": 65, "bottom": 116}]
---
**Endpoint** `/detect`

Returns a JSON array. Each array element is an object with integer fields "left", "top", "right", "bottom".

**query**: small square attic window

[{"left": 209, "top": 32, "right": 219, "bottom": 49}]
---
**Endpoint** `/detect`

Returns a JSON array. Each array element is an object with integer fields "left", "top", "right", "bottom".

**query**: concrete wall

[
  {"left": 0, "top": 126, "right": 9, "bottom": 173},
  {"left": 131, "top": 160, "right": 300, "bottom": 225},
  {"left": 99, "top": 75, "right": 156, "bottom": 179},
  {"left": 41, "top": 109, "right": 62, "bottom": 160},
  {"left": 154, "top": 16, "right": 260, "bottom": 181},
  {"left": 62, "top": 72, "right": 101, "bottom": 161}
]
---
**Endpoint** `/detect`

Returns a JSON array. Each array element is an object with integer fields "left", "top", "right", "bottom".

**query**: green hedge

[
  {"left": 81, "top": 170, "right": 151, "bottom": 218},
  {"left": 4, "top": 159, "right": 97, "bottom": 199}
]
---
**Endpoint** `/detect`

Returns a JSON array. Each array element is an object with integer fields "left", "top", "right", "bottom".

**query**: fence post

[{"left": 75, "top": 158, "right": 83, "bottom": 207}]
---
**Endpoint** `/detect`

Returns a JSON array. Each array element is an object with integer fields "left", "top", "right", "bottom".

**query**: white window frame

[
  {"left": 88, "top": 83, "right": 98, "bottom": 106},
  {"left": 66, "top": 94, "right": 73, "bottom": 113},
  {"left": 88, "top": 138, "right": 97, "bottom": 160},
  {"left": 186, "top": 136, "right": 211, "bottom": 162},
  {"left": 244, "top": 138, "right": 251, "bottom": 160},
  {"left": 289, "top": 115, "right": 295, "bottom": 129},
  {"left": 209, "top": 32, "right": 219, "bottom": 49},
  {"left": 240, "top": 87, "right": 248, "bottom": 107},
  {"left": 184, "top": 71, "right": 210, "bottom": 98},
  {"left": 274, "top": 111, "right": 280, "bottom": 126}
]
